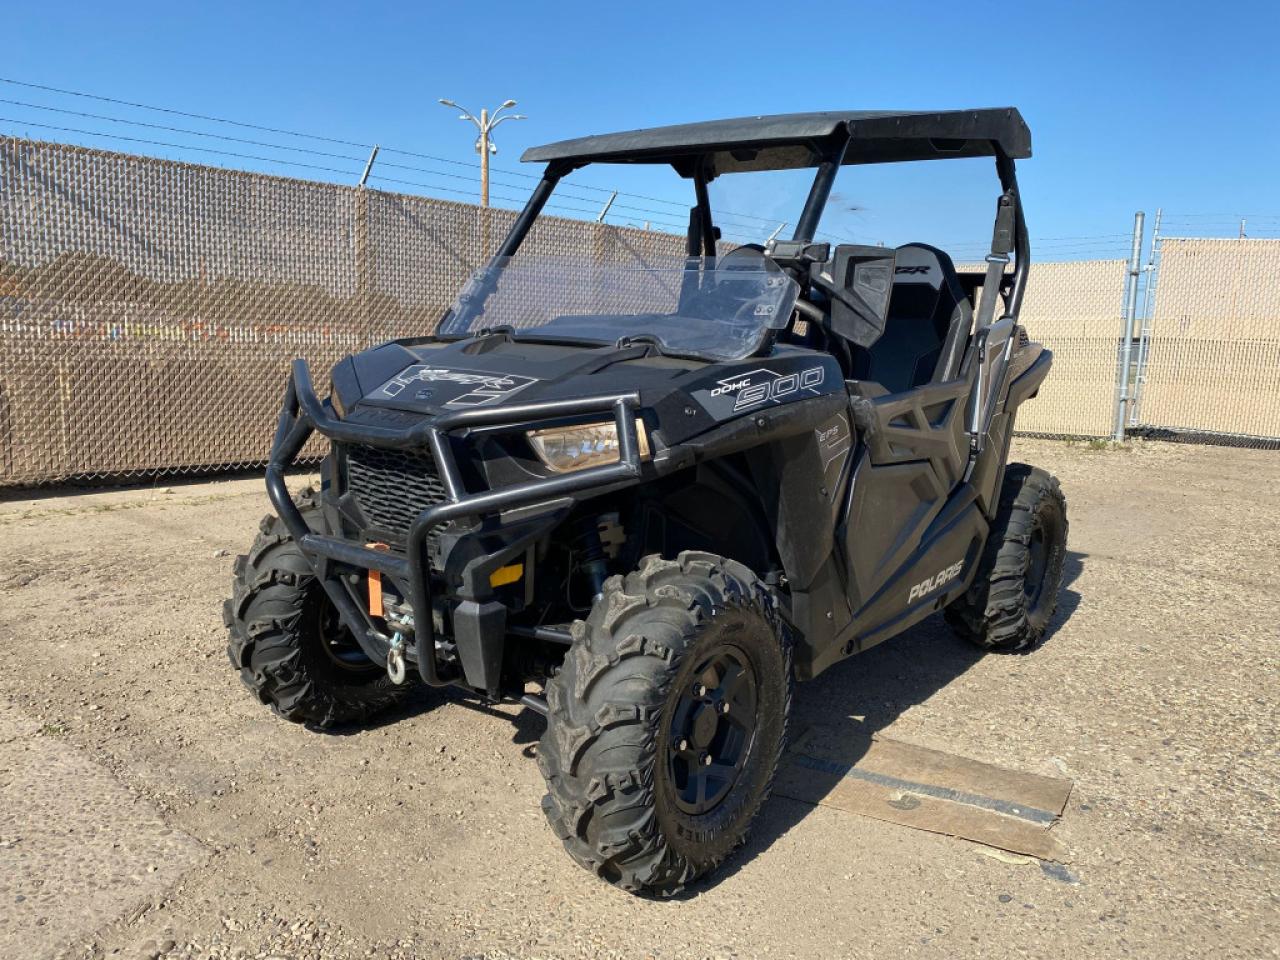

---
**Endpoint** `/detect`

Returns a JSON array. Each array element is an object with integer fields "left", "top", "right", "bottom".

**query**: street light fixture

[{"left": 437, "top": 97, "right": 527, "bottom": 207}]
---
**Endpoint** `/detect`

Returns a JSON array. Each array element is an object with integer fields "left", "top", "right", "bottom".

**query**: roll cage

[{"left": 500, "top": 108, "right": 1032, "bottom": 341}]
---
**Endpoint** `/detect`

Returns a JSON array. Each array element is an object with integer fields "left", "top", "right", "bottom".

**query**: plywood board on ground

[{"left": 776, "top": 727, "right": 1072, "bottom": 862}]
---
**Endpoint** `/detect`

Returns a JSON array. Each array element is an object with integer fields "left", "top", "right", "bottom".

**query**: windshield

[{"left": 437, "top": 252, "right": 799, "bottom": 362}]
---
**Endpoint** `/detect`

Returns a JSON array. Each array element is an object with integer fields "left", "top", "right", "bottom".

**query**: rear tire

[
  {"left": 223, "top": 490, "right": 409, "bottom": 728},
  {"left": 946, "top": 463, "right": 1068, "bottom": 651},
  {"left": 538, "top": 552, "right": 792, "bottom": 897}
]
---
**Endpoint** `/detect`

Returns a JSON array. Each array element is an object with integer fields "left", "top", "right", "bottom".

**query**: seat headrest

[{"left": 892, "top": 243, "right": 955, "bottom": 292}]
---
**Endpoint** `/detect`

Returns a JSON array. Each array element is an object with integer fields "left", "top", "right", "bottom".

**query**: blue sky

[{"left": 5, "top": 0, "right": 1280, "bottom": 258}]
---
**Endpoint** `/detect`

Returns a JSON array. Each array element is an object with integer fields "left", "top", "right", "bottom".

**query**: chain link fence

[
  {"left": 2, "top": 137, "right": 1275, "bottom": 486},
  {"left": 958, "top": 258, "right": 1129, "bottom": 438},
  {"left": 0, "top": 138, "right": 691, "bottom": 484},
  {"left": 1133, "top": 238, "right": 1280, "bottom": 444}
]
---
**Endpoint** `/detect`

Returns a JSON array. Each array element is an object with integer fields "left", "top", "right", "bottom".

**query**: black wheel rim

[
  {"left": 314, "top": 592, "right": 376, "bottom": 672},
  {"left": 666, "top": 645, "right": 758, "bottom": 816},
  {"left": 1025, "top": 526, "right": 1048, "bottom": 610}
]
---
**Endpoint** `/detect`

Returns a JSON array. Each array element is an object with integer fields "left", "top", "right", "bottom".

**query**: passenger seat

[{"left": 850, "top": 243, "right": 972, "bottom": 393}]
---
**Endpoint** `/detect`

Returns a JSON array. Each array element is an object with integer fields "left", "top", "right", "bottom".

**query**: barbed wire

[
  {"left": 0, "top": 76, "right": 372, "bottom": 147},
  {"left": 0, "top": 76, "right": 1171, "bottom": 257},
  {"left": 0, "top": 76, "right": 789, "bottom": 230},
  {"left": 1156, "top": 211, "right": 1280, "bottom": 240},
  {"left": 0, "top": 106, "right": 788, "bottom": 239},
  {"left": 0, "top": 118, "right": 1149, "bottom": 256},
  {"left": 1160, "top": 212, "right": 1280, "bottom": 219},
  {"left": 0, "top": 116, "right": 362, "bottom": 177},
  {"left": 0, "top": 96, "right": 372, "bottom": 163}
]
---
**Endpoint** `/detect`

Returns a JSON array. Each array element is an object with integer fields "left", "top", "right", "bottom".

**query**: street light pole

[
  {"left": 437, "top": 98, "right": 526, "bottom": 208},
  {"left": 479, "top": 107, "right": 490, "bottom": 207}
]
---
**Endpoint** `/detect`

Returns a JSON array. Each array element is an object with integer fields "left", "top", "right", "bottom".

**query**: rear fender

[
  {"left": 1004, "top": 346, "right": 1052, "bottom": 412},
  {"left": 970, "top": 345, "right": 1052, "bottom": 515}
]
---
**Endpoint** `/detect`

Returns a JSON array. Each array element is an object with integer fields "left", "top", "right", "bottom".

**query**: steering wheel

[{"left": 717, "top": 243, "right": 770, "bottom": 271}]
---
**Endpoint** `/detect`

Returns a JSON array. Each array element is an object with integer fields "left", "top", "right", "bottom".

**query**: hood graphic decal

[{"left": 372, "top": 365, "right": 540, "bottom": 409}]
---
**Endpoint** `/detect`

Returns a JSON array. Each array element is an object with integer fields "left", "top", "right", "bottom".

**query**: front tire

[
  {"left": 223, "top": 491, "right": 409, "bottom": 728},
  {"left": 946, "top": 463, "right": 1068, "bottom": 651},
  {"left": 538, "top": 552, "right": 792, "bottom": 897}
]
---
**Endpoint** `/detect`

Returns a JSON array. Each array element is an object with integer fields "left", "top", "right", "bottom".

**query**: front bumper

[{"left": 266, "top": 358, "right": 643, "bottom": 689}]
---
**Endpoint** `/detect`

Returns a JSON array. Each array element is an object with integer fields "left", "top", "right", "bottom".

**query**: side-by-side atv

[{"left": 225, "top": 108, "right": 1068, "bottom": 896}]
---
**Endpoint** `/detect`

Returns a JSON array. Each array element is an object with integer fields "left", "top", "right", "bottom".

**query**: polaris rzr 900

[{"left": 225, "top": 108, "right": 1067, "bottom": 896}]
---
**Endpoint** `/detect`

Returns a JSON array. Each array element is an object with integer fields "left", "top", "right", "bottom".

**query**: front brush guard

[{"left": 266, "top": 358, "right": 643, "bottom": 687}]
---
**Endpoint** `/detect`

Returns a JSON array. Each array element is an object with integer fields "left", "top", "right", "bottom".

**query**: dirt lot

[{"left": 1, "top": 438, "right": 1276, "bottom": 960}]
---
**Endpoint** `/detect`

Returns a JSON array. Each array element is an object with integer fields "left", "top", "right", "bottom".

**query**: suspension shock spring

[{"left": 571, "top": 514, "right": 608, "bottom": 599}]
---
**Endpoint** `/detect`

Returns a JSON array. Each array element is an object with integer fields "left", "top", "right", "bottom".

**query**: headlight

[{"left": 527, "top": 419, "right": 651, "bottom": 473}]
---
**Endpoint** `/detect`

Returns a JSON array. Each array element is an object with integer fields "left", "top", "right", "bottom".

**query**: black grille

[{"left": 345, "top": 444, "right": 449, "bottom": 542}]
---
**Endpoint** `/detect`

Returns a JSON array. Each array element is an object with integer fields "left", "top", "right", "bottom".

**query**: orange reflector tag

[
  {"left": 365, "top": 542, "right": 390, "bottom": 618},
  {"left": 489, "top": 563, "right": 523, "bottom": 588}
]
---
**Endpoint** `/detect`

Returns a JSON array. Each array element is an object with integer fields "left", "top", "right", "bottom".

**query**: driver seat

[{"left": 851, "top": 243, "right": 971, "bottom": 393}]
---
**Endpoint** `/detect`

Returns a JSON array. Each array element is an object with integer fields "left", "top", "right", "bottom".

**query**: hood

[
  {"left": 336, "top": 337, "right": 705, "bottom": 417},
  {"left": 328, "top": 335, "right": 845, "bottom": 446}
]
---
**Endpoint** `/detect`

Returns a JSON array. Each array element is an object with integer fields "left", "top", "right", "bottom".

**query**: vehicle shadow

[
  {"left": 312, "top": 682, "right": 547, "bottom": 740},
  {"left": 684, "top": 547, "right": 1087, "bottom": 896},
  {"left": 309, "top": 686, "right": 449, "bottom": 735},
  {"left": 1046, "top": 548, "right": 1085, "bottom": 644},
  {"left": 679, "top": 612, "right": 979, "bottom": 896},
  {"left": 313, "top": 687, "right": 538, "bottom": 741}
]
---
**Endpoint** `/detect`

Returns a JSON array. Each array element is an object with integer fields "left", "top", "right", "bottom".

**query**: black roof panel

[{"left": 522, "top": 108, "right": 1030, "bottom": 175}]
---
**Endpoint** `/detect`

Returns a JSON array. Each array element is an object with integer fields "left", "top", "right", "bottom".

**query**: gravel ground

[{"left": 0, "top": 438, "right": 1275, "bottom": 960}]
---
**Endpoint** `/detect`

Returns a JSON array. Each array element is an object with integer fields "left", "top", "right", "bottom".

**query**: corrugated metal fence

[{"left": 1, "top": 137, "right": 1274, "bottom": 486}]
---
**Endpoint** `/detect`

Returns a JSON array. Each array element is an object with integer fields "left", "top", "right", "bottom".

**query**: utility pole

[{"left": 437, "top": 98, "right": 527, "bottom": 207}]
